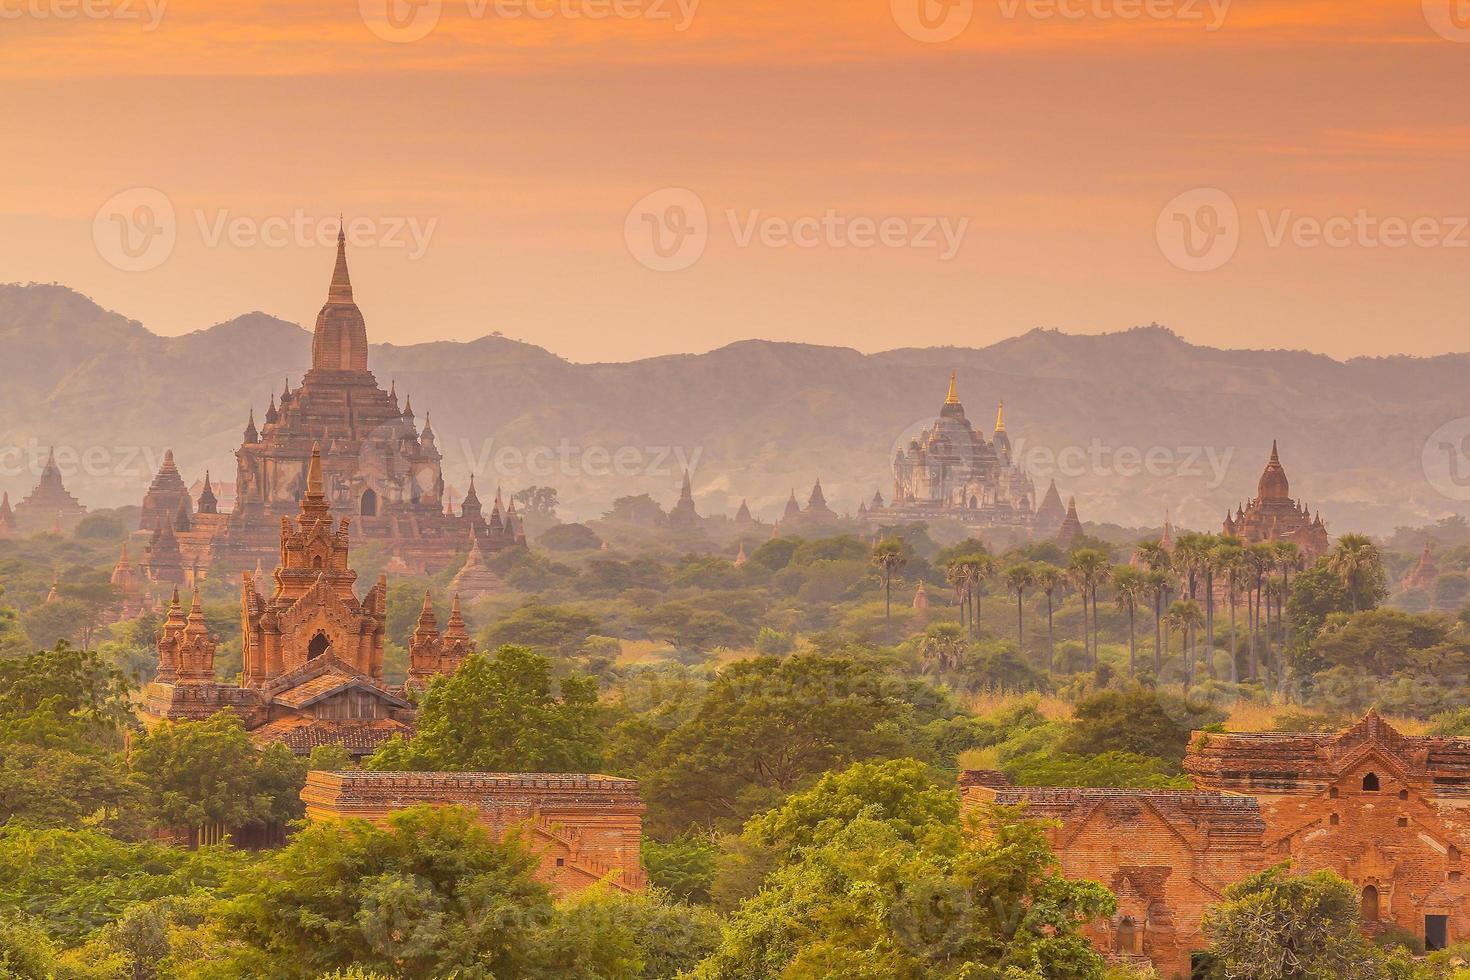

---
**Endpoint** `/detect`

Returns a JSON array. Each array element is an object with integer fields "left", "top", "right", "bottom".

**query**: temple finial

[
  {"left": 945, "top": 370, "right": 959, "bottom": 405},
  {"left": 329, "top": 217, "right": 353, "bottom": 303},
  {"left": 307, "top": 443, "right": 324, "bottom": 495},
  {"left": 994, "top": 399, "right": 1005, "bottom": 432}
]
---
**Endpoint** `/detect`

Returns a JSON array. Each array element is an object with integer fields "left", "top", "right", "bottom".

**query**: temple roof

[
  {"left": 270, "top": 670, "right": 410, "bottom": 711},
  {"left": 1258, "top": 440, "right": 1291, "bottom": 502},
  {"left": 1185, "top": 709, "right": 1470, "bottom": 783},
  {"left": 310, "top": 223, "right": 369, "bottom": 373},
  {"left": 15, "top": 449, "right": 86, "bottom": 516}
]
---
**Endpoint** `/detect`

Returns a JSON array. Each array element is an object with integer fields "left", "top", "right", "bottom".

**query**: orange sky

[{"left": 1, "top": 0, "right": 1466, "bottom": 361}]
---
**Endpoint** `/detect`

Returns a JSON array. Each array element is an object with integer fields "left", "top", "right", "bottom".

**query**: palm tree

[
  {"left": 1273, "top": 540, "right": 1303, "bottom": 666},
  {"left": 1004, "top": 562, "right": 1036, "bottom": 653},
  {"left": 1326, "top": 534, "right": 1381, "bottom": 614},
  {"left": 1215, "top": 541, "right": 1245, "bottom": 682},
  {"left": 920, "top": 621, "right": 968, "bottom": 675},
  {"left": 954, "top": 553, "right": 996, "bottom": 639},
  {"left": 1172, "top": 533, "right": 1211, "bottom": 655},
  {"left": 1244, "top": 543, "right": 1275, "bottom": 683},
  {"left": 1167, "top": 599, "right": 1205, "bottom": 687},
  {"left": 1111, "top": 566, "right": 1147, "bottom": 676},
  {"left": 1032, "top": 564, "right": 1066, "bottom": 674},
  {"left": 871, "top": 538, "right": 908, "bottom": 636},
  {"left": 1135, "top": 540, "right": 1173, "bottom": 673},
  {"left": 1144, "top": 570, "right": 1171, "bottom": 674},
  {"left": 1068, "top": 549, "right": 1113, "bottom": 670},
  {"left": 945, "top": 559, "right": 971, "bottom": 632}
]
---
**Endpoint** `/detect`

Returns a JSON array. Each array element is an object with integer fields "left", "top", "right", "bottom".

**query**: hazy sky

[{"left": 2, "top": 0, "right": 1467, "bottom": 362}]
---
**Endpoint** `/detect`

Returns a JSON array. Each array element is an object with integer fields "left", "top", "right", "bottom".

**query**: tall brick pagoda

[
  {"left": 136, "top": 224, "right": 524, "bottom": 581},
  {"left": 13, "top": 449, "right": 87, "bottom": 532},
  {"left": 866, "top": 372, "right": 1044, "bottom": 535},
  {"left": 140, "top": 444, "right": 447, "bottom": 759},
  {"left": 1222, "top": 440, "right": 1329, "bottom": 559}
]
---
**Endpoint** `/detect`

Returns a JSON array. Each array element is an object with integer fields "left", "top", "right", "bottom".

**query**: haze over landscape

[{"left": 2, "top": 281, "right": 1466, "bottom": 536}]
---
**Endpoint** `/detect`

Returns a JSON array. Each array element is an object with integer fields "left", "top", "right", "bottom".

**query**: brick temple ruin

[
  {"left": 301, "top": 771, "right": 647, "bottom": 894},
  {"left": 962, "top": 711, "right": 1470, "bottom": 977}
]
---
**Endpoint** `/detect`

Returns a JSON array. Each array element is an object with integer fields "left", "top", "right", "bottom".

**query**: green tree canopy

[
  {"left": 128, "top": 712, "right": 307, "bottom": 835},
  {"left": 367, "top": 645, "right": 602, "bottom": 774},
  {"left": 1202, "top": 864, "right": 1406, "bottom": 979}
]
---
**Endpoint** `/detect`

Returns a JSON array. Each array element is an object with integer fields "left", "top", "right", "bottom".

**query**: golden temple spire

[
  {"left": 328, "top": 218, "right": 353, "bottom": 303},
  {"left": 945, "top": 370, "right": 960, "bottom": 405},
  {"left": 994, "top": 399, "right": 1006, "bottom": 432}
]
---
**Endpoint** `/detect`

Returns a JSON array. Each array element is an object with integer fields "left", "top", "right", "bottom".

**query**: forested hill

[{"left": 1, "top": 282, "right": 1465, "bottom": 535}]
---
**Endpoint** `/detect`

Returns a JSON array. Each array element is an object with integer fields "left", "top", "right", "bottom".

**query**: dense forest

[{"left": 6, "top": 502, "right": 1470, "bottom": 977}]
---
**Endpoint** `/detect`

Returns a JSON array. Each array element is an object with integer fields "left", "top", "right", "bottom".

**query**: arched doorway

[
  {"left": 1363, "top": 773, "right": 1381, "bottom": 792},
  {"left": 308, "top": 631, "right": 331, "bottom": 661},
  {"left": 1116, "top": 917, "right": 1140, "bottom": 955},
  {"left": 1362, "top": 885, "right": 1380, "bottom": 922},
  {"left": 361, "top": 489, "right": 378, "bottom": 517}
]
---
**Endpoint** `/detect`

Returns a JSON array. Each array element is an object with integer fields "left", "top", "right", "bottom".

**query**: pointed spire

[
  {"left": 186, "top": 587, "right": 207, "bottom": 633},
  {"left": 244, "top": 407, "right": 259, "bottom": 443},
  {"left": 402, "top": 395, "right": 414, "bottom": 421},
  {"left": 164, "top": 586, "right": 185, "bottom": 628},
  {"left": 994, "top": 399, "right": 1006, "bottom": 432},
  {"left": 945, "top": 370, "right": 960, "bottom": 405},
  {"left": 46, "top": 573, "right": 59, "bottom": 603},
  {"left": 328, "top": 219, "right": 353, "bottom": 303},
  {"left": 444, "top": 593, "right": 469, "bottom": 640},
  {"left": 307, "top": 444, "right": 323, "bottom": 495},
  {"left": 414, "top": 590, "right": 439, "bottom": 636}
]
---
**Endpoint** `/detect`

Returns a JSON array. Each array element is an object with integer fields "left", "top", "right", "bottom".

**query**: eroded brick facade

[
  {"left": 301, "top": 771, "right": 647, "bottom": 894},
  {"left": 962, "top": 711, "right": 1470, "bottom": 978},
  {"left": 960, "top": 772, "right": 1264, "bottom": 978}
]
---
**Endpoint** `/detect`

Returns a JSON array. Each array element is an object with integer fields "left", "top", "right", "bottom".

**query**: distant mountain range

[{"left": 1, "top": 282, "right": 1466, "bottom": 537}]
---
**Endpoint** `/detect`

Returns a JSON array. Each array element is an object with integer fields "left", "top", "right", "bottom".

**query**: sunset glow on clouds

[{"left": 0, "top": 0, "right": 1466, "bottom": 360}]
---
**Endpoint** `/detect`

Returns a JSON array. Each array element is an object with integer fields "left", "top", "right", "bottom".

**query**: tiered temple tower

[
  {"left": 668, "top": 471, "right": 699, "bottom": 529},
  {"left": 1222, "top": 441, "right": 1329, "bottom": 559},
  {"left": 140, "top": 444, "right": 461, "bottom": 759},
  {"left": 868, "top": 373, "right": 1042, "bottom": 534},
  {"left": 406, "top": 592, "right": 474, "bottom": 691},
  {"left": 239, "top": 445, "right": 387, "bottom": 686},
  {"left": 13, "top": 449, "right": 87, "bottom": 532},
  {"left": 137, "top": 225, "right": 524, "bottom": 580}
]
